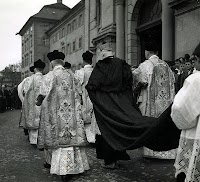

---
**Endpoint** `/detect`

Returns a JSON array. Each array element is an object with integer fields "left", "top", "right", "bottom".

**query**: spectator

[
  {"left": 174, "top": 59, "right": 181, "bottom": 75},
  {"left": 184, "top": 53, "right": 190, "bottom": 62},
  {"left": 185, "top": 59, "right": 193, "bottom": 76},
  {"left": 190, "top": 55, "right": 196, "bottom": 73},
  {"left": 176, "top": 58, "right": 187, "bottom": 92}
]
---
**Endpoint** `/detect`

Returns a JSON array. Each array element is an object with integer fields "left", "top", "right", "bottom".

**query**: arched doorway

[{"left": 130, "top": 0, "right": 162, "bottom": 65}]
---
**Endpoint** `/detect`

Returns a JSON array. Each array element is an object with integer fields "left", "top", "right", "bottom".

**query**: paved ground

[{"left": 0, "top": 110, "right": 176, "bottom": 182}]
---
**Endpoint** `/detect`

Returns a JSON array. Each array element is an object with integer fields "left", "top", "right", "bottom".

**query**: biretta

[
  {"left": 29, "top": 66, "right": 35, "bottom": 72},
  {"left": 34, "top": 59, "right": 46, "bottom": 69},
  {"left": 47, "top": 50, "right": 65, "bottom": 61},
  {"left": 82, "top": 51, "right": 93, "bottom": 60}
]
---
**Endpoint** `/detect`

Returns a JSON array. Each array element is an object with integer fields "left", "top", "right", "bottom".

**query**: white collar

[
  {"left": 84, "top": 65, "right": 92, "bottom": 68},
  {"left": 53, "top": 65, "right": 64, "bottom": 70},
  {"left": 35, "top": 72, "right": 42, "bottom": 75}
]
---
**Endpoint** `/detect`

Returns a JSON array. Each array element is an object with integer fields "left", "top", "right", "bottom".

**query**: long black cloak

[{"left": 86, "top": 57, "right": 180, "bottom": 151}]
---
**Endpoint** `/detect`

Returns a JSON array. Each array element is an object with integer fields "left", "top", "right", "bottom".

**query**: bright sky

[{"left": 0, "top": 0, "right": 81, "bottom": 71}]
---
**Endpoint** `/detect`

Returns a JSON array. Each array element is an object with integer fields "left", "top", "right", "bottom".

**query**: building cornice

[
  {"left": 169, "top": 0, "right": 189, "bottom": 9},
  {"left": 92, "top": 24, "right": 116, "bottom": 46},
  {"left": 136, "top": 19, "right": 161, "bottom": 33},
  {"left": 17, "top": 1, "right": 72, "bottom": 36},
  {"left": 16, "top": 17, "right": 57, "bottom": 36},
  {"left": 169, "top": 0, "right": 200, "bottom": 16}
]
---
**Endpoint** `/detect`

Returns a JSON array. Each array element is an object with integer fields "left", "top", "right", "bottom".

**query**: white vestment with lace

[{"left": 171, "top": 70, "right": 200, "bottom": 181}]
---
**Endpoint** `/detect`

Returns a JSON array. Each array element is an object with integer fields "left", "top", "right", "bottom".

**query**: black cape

[{"left": 86, "top": 57, "right": 180, "bottom": 151}]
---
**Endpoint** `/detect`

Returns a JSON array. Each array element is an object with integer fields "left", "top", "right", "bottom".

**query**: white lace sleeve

[
  {"left": 74, "top": 69, "right": 85, "bottom": 95},
  {"left": 17, "top": 80, "right": 25, "bottom": 102},
  {"left": 171, "top": 74, "right": 200, "bottom": 130},
  {"left": 40, "top": 74, "right": 52, "bottom": 96}
]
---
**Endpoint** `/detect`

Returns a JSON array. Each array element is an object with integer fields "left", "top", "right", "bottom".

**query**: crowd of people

[
  {"left": 16, "top": 39, "right": 200, "bottom": 182},
  {"left": 0, "top": 84, "right": 21, "bottom": 112},
  {"left": 165, "top": 53, "right": 195, "bottom": 93}
]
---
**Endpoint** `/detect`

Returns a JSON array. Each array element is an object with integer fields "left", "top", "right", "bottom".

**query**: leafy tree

[{"left": 0, "top": 62, "right": 21, "bottom": 86}]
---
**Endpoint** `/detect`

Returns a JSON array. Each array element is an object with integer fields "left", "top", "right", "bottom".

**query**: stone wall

[
  {"left": 50, "top": 9, "right": 85, "bottom": 72},
  {"left": 175, "top": 8, "right": 200, "bottom": 58},
  {"left": 86, "top": 0, "right": 116, "bottom": 64},
  {"left": 126, "top": 0, "right": 140, "bottom": 66},
  {"left": 34, "top": 21, "right": 53, "bottom": 74}
]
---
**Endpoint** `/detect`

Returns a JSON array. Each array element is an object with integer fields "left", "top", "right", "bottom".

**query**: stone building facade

[
  {"left": 86, "top": 0, "right": 200, "bottom": 67},
  {"left": 85, "top": 0, "right": 175, "bottom": 66},
  {"left": 170, "top": 0, "right": 200, "bottom": 58},
  {"left": 84, "top": 0, "right": 116, "bottom": 63},
  {"left": 18, "top": 1, "right": 70, "bottom": 79},
  {"left": 46, "top": 0, "right": 85, "bottom": 72},
  {"left": 18, "top": 0, "right": 200, "bottom": 79}
]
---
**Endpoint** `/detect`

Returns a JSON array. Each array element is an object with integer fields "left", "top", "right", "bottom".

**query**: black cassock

[{"left": 86, "top": 57, "right": 180, "bottom": 152}]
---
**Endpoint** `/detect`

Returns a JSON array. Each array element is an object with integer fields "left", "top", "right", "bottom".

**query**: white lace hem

[{"left": 50, "top": 147, "right": 89, "bottom": 175}]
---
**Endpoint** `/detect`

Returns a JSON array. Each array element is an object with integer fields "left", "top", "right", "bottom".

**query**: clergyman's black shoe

[
  {"left": 43, "top": 162, "right": 51, "bottom": 169},
  {"left": 31, "top": 144, "right": 37, "bottom": 149},
  {"left": 61, "top": 175, "right": 74, "bottom": 181},
  {"left": 24, "top": 129, "right": 29, "bottom": 136}
]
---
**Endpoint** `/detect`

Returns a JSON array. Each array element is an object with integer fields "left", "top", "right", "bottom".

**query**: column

[
  {"left": 84, "top": 0, "right": 90, "bottom": 51},
  {"left": 116, "top": 0, "right": 125, "bottom": 59},
  {"left": 162, "top": 0, "right": 174, "bottom": 61}
]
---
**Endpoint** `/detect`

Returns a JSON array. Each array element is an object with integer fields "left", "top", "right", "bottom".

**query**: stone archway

[
  {"left": 127, "top": 0, "right": 174, "bottom": 66},
  {"left": 129, "top": 0, "right": 162, "bottom": 66},
  {"left": 136, "top": 0, "right": 162, "bottom": 63}
]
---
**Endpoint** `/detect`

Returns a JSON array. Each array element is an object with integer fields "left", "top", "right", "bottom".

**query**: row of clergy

[{"left": 17, "top": 39, "right": 200, "bottom": 182}]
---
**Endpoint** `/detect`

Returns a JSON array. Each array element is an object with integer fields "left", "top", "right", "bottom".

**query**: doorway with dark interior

[{"left": 138, "top": 24, "right": 162, "bottom": 63}]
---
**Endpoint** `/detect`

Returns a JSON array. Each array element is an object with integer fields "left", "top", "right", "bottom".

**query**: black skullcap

[
  {"left": 193, "top": 42, "right": 200, "bottom": 57},
  {"left": 144, "top": 39, "right": 159, "bottom": 52},
  {"left": 34, "top": 59, "right": 46, "bottom": 69},
  {"left": 63, "top": 62, "right": 71, "bottom": 69},
  {"left": 47, "top": 50, "right": 65, "bottom": 61}
]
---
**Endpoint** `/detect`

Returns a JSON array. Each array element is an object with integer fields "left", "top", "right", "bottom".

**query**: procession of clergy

[{"left": 17, "top": 39, "right": 200, "bottom": 182}]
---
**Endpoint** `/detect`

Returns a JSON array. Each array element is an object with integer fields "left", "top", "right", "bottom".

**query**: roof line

[{"left": 46, "top": 0, "right": 84, "bottom": 35}]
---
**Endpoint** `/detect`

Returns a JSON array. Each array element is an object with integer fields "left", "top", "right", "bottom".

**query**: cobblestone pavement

[{"left": 0, "top": 110, "right": 176, "bottom": 182}]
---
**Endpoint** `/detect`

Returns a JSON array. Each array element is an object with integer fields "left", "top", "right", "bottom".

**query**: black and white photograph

[{"left": 0, "top": 0, "right": 200, "bottom": 181}]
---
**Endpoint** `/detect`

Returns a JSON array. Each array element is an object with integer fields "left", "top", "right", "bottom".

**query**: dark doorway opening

[{"left": 138, "top": 23, "right": 162, "bottom": 62}]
